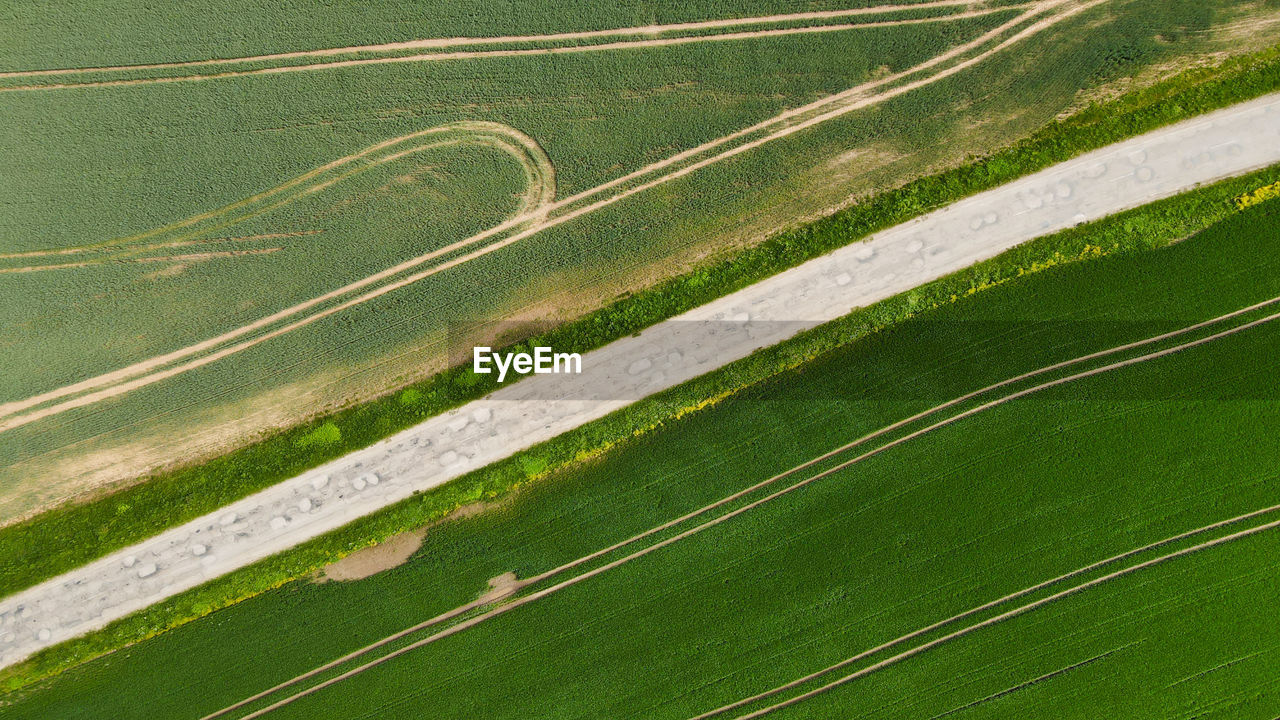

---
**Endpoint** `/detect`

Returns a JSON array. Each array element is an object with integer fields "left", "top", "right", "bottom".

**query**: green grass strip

[{"left": 2, "top": 43, "right": 1280, "bottom": 691}]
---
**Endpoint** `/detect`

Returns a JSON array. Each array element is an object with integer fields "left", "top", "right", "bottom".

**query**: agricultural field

[
  {"left": 2, "top": 0, "right": 1277, "bottom": 522},
  {"left": 7, "top": 172, "right": 1280, "bottom": 718}
]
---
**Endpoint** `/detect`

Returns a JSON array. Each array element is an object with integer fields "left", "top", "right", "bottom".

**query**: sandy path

[
  {"left": 202, "top": 297, "right": 1280, "bottom": 720},
  {"left": 0, "top": 1, "right": 984, "bottom": 84},
  {"left": 0, "top": 2, "right": 1066, "bottom": 434}
]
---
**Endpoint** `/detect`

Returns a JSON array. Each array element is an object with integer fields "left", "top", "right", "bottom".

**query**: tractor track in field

[
  {"left": 697, "top": 514, "right": 1280, "bottom": 719},
  {"left": 0, "top": 9, "right": 1018, "bottom": 93},
  {"left": 0, "top": 248, "right": 286, "bottom": 274},
  {"left": 200, "top": 294, "right": 1280, "bottom": 720},
  {"left": 0, "top": 1, "right": 993, "bottom": 89},
  {"left": 0, "top": 0, "right": 1090, "bottom": 435},
  {"left": 0, "top": 230, "right": 323, "bottom": 260}
]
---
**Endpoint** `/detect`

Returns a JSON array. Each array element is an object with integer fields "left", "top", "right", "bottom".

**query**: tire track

[
  {"left": 710, "top": 515, "right": 1280, "bottom": 720},
  {"left": 0, "top": 247, "right": 284, "bottom": 274},
  {"left": 0, "top": 1, "right": 990, "bottom": 89}
]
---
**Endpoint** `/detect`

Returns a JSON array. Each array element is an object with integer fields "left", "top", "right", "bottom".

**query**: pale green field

[{"left": 0, "top": 0, "right": 1274, "bottom": 518}]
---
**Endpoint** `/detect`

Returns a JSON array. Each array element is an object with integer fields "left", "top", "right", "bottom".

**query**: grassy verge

[{"left": 7, "top": 175, "right": 1280, "bottom": 715}]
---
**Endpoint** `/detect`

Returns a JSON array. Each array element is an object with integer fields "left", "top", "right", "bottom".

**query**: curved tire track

[{"left": 0, "top": 1, "right": 1083, "bottom": 434}]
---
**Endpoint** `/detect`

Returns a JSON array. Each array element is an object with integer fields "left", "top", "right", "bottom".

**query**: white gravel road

[{"left": 2, "top": 93, "right": 1278, "bottom": 668}]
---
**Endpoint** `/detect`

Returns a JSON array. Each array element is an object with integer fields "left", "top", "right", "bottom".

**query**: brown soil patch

[
  {"left": 316, "top": 530, "right": 427, "bottom": 582},
  {"left": 312, "top": 500, "right": 493, "bottom": 583}
]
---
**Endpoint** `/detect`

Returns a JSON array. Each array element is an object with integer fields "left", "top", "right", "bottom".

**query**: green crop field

[
  {"left": 7, "top": 172, "right": 1279, "bottom": 717},
  {"left": 2, "top": 0, "right": 1276, "bottom": 521}
]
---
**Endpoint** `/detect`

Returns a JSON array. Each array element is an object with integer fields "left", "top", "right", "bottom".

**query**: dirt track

[{"left": 0, "top": 248, "right": 284, "bottom": 274}]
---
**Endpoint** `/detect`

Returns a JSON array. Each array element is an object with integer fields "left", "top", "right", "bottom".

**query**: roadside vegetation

[{"left": 6, "top": 168, "right": 1280, "bottom": 716}]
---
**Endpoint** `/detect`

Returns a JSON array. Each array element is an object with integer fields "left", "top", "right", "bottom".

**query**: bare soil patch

[
  {"left": 314, "top": 500, "right": 495, "bottom": 582},
  {"left": 316, "top": 530, "right": 426, "bottom": 582},
  {"left": 479, "top": 571, "right": 523, "bottom": 603}
]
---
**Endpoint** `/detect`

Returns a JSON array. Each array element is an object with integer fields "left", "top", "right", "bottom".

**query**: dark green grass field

[{"left": 7, "top": 188, "right": 1280, "bottom": 716}]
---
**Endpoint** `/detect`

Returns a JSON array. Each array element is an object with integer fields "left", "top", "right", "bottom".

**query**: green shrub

[{"left": 294, "top": 422, "right": 341, "bottom": 449}]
